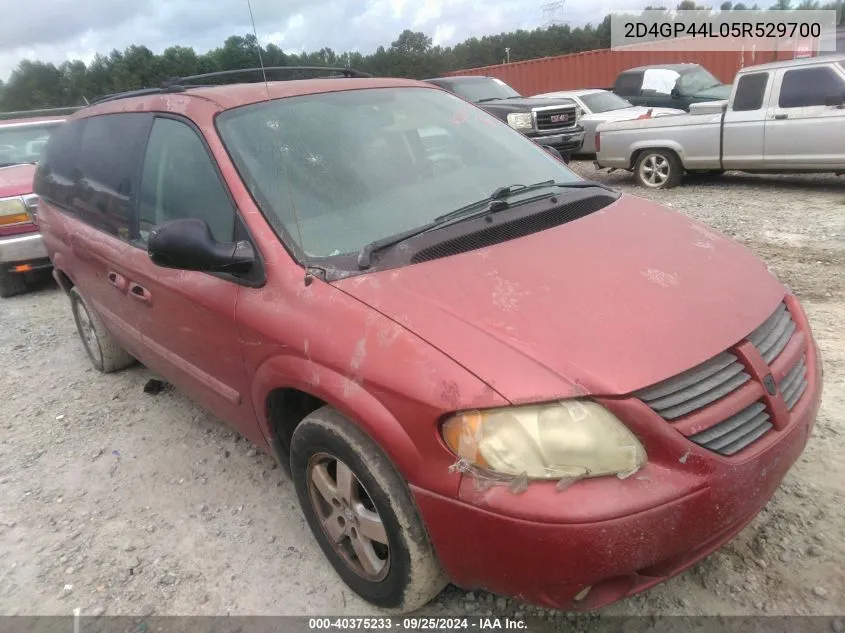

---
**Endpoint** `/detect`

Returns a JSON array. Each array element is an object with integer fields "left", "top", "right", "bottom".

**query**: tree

[
  {"left": 721, "top": 1, "right": 733, "bottom": 9},
  {"left": 769, "top": 0, "right": 793, "bottom": 8}
]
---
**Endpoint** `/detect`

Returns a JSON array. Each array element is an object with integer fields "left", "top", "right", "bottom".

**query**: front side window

[
  {"left": 732, "top": 72, "right": 769, "bottom": 112},
  {"left": 580, "top": 92, "right": 633, "bottom": 113},
  {"left": 216, "top": 87, "right": 579, "bottom": 261},
  {"left": 779, "top": 66, "right": 845, "bottom": 108},
  {"left": 442, "top": 78, "right": 521, "bottom": 103},
  {"left": 0, "top": 121, "right": 61, "bottom": 167},
  {"left": 74, "top": 113, "right": 152, "bottom": 238},
  {"left": 138, "top": 118, "right": 235, "bottom": 243}
]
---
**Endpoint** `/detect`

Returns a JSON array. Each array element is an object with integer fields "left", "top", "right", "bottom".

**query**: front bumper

[
  {"left": 0, "top": 231, "right": 48, "bottom": 266},
  {"left": 413, "top": 327, "right": 822, "bottom": 611},
  {"left": 530, "top": 128, "right": 586, "bottom": 153}
]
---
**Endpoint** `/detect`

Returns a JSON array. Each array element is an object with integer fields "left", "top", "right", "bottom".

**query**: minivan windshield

[
  {"left": 0, "top": 121, "right": 60, "bottom": 167},
  {"left": 216, "top": 87, "right": 579, "bottom": 259}
]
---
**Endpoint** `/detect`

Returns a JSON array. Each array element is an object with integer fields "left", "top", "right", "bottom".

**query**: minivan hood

[
  {"left": 0, "top": 164, "right": 36, "bottom": 199},
  {"left": 335, "top": 194, "right": 785, "bottom": 405}
]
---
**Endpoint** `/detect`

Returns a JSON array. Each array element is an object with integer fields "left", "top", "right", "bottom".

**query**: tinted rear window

[
  {"left": 35, "top": 120, "right": 84, "bottom": 208},
  {"left": 73, "top": 113, "right": 152, "bottom": 238}
]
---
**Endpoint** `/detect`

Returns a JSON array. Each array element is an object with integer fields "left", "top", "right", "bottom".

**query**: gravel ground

[{"left": 1, "top": 164, "right": 843, "bottom": 620}]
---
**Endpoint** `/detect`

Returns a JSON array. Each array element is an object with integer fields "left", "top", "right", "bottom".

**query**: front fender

[{"left": 250, "top": 355, "right": 459, "bottom": 497}]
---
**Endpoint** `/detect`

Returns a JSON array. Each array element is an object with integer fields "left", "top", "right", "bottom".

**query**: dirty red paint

[{"left": 36, "top": 77, "right": 823, "bottom": 611}]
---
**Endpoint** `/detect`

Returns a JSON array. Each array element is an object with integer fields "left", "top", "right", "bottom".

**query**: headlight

[
  {"left": 0, "top": 196, "right": 31, "bottom": 227},
  {"left": 441, "top": 400, "right": 646, "bottom": 480},
  {"left": 506, "top": 112, "right": 533, "bottom": 131}
]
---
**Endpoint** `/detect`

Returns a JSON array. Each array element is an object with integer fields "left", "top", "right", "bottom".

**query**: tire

[
  {"left": 635, "top": 149, "right": 683, "bottom": 189},
  {"left": 0, "top": 269, "right": 27, "bottom": 298},
  {"left": 69, "top": 287, "right": 136, "bottom": 373},
  {"left": 290, "top": 407, "right": 448, "bottom": 613}
]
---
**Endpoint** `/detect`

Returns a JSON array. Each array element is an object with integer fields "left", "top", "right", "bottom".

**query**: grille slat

[
  {"left": 645, "top": 362, "right": 747, "bottom": 410},
  {"left": 533, "top": 108, "right": 577, "bottom": 131},
  {"left": 779, "top": 357, "right": 806, "bottom": 398},
  {"left": 689, "top": 402, "right": 766, "bottom": 444},
  {"left": 750, "top": 303, "right": 795, "bottom": 363},
  {"left": 689, "top": 402, "right": 772, "bottom": 455},
  {"left": 784, "top": 379, "right": 808, "bottom": 410},
  {"left": 718, "top": 421, "right": 774, "bottom": 456},
  {"left": 637, "top": 353, "right": 736, "bottom": 401},
  {"left": 658, "top": 372, "right": 750, "bottom": 420}
]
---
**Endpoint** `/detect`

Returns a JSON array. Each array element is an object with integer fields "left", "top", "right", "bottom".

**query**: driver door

[{"left": 129, "top": 115, "right": 262, "bottom": 446}]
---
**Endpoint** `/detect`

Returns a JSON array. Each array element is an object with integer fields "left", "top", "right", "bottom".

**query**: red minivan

[{"left": 34, "top": 68, "right": 822, "bottom": 613}]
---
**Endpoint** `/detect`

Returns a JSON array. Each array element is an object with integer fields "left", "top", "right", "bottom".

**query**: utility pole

[{"left": 504, "top": 47, "right": 511, "bottom": 63}]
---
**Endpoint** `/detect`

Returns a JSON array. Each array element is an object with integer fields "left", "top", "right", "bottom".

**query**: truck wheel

[
  {"left": 69, "top": 287, "right": 136, "bottom": 373},
  {"left": 290, "top": 406, "right": 448, "bottom": 612},
  {"left": 0, "top": 269, "right": 27, "bottom": 298},
  {"left": 635, "top": 150, "right": 682, "bottom": 189}
]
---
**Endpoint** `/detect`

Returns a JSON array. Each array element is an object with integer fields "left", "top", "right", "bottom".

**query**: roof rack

[
  {"left": 161, "top": 66, "right": 372, "bottom": 88},
  {"left": 0, "top": 106, "right": 82, "bottom": 121},
  {"left": 88, "top": 66, "right": 372, "bottom": 107}
]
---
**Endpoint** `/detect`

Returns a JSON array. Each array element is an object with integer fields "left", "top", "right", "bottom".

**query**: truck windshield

[
  {"left": 445, "top": 78, "right": 522, "bottom": 103},
  {"left": 581, "top": 92, "right": 633, "bottom": 113},
  {"left": 677, "top": 69, "right": 722, "bottom": 95},
  {"left": 0, "top": 121, "right": 60, "bottom": 167},
  {"left": 216, "top": 87, "right": 579, "bottom": 260}
]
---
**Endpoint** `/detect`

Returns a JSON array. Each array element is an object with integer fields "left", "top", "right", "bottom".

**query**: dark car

[
  {"left": 611, "top": 63, "right": 732, "bottom": 111},
  {"left": 425, "top": 75, "right": 585, "bottom": 161}
]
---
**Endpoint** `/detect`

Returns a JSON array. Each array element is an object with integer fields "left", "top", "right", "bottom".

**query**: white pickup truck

[{"left": 594, "top": 54, "right": 845, "bottom": 189}]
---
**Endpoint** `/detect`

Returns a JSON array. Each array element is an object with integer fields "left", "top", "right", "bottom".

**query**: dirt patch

[{"left": 0, "top": 164, "right": 843, "bottom": 619}]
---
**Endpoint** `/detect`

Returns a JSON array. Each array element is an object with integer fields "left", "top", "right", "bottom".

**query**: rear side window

[
  {"left": 615, "top": 72, "right": 643, "bottom": 96},
  {"left": 74, "top": 113, "right": 152, "bottom": 238},
  {"left": 35, "top": 120, "right": 85, "bottom": 208},
  {"left": 732, "top": 72, "right": 769, "bottom": 111},
  {"left": 779, "top": 66, "right": 845, "bottom": 108},
  {"left": 138, "top": 117, "right": 235, "bottom": 243}
]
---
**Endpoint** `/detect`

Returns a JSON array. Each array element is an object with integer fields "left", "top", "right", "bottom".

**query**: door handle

[
  {"left": 107, "top": 271, "right": 128, "bottom": 292},
  {"left": 128, "top": 283, "right": 152, "bottom": 306},
  {"left": 774, "top": 113, "right": 788, "bottom": 120}
]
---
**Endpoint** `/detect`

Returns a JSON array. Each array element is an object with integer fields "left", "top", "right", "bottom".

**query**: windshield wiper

[
  {"left": 474, "top": 97, "right": 502, "bottom": 103},
  {"left": 355, "top": 180, "right": 615, "bottom": 270}
]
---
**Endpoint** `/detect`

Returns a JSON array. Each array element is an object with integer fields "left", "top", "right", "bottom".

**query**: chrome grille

[
  {"left": 533, "top": 108, "right": 577, "bottom": 132},
  {"left": 636, "top": 352, "right": 751, "bottom": 420},
  {"left": 780, "top": 355, "right": 808, "bottom": 411},
  {"left": 688, "top": 402, "right": 773, "bottom": 456},
  {"left": 749, "top": 303, "right": 795, "bottom": 363}
]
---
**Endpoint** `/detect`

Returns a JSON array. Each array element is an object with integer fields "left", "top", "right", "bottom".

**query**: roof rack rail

[
  {"left": 161, "top": 66, "right": 372, "bottom": 88},
  {"left": 90, "top": 87, "right": 179, "bottom": 106},
  {"left": 0, "top": 106, "right": 82, "bottom": 121}
]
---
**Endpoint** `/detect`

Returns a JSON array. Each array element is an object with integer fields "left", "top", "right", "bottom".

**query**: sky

[{"left": 0, "top": 0, "right": 660, "bottom": 81}]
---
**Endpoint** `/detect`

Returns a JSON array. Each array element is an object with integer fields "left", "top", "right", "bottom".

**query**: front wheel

[
  {"left": 635, "top": 150, "right": 682, "bottom": 189},
  {"left": 290, "top": 407, "right": 448, "bottom": 612}
]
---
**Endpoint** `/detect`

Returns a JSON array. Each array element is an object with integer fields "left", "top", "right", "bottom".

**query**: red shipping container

[{"left": 443, "top": 39, "right": 811, "bottom": 96}]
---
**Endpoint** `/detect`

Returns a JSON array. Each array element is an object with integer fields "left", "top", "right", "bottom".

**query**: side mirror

[
  {"left": 824, "top": 93, "right": 845, "bottom": 108},
  {"left": 671, "top": 87, "right": 682, "bottom": 99},
  {"left": 147, "top": 218, "right": 255, "bottom": 274}
]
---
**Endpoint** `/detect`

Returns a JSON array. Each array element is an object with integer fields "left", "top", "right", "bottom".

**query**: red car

[
  {"left": 34, "top": 68, "right": 822, "bottom": 613},
  {"left": 0, "top": 114, "right": 68, "bottom": 297}
]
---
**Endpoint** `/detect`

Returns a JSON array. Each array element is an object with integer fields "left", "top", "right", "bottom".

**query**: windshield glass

[
  {"left": 216, "top": 87, "right": 578, "bottom": 259},
  {"left": 580, "top": 92, "right": 633, "bottom": 113},
  {"left": 0, "top": 121, "right": 60, "bottom": 167},
  {"left": 677, "top": 69, "right": 722, "bottom": 95},
  {"left": 444, "top": 78, "right": 521, "bottom": 102}
]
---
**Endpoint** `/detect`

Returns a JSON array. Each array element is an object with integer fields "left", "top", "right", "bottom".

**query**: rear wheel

[
  {"left": 69, "top": 287, "right": 136, "bottom": 373},
  {"left": 635, "top": 149, "right": 682, "bottom": 189},
  {"left": 0, "top": 269, "right": 27, "bottom": 298},
  {"left": 290, "top": 407, "right": 448, "bottom": 612}
]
